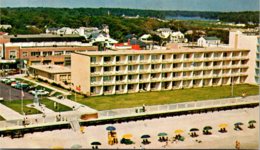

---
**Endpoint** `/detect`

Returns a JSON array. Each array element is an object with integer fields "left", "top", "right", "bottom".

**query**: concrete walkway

[
  {"left": 48, "top": 97, "right": 97, "bottom": 114},
  {"left": 0, "top": 103, "right": 24, "bottom": 120},
  {"left": 18, "top": 77, "right": 71, "bottom": 96}
]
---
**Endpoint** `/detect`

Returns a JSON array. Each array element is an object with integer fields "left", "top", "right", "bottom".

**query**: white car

[{"left": 29, "top": 90, "right": 49, "bottom": 96}]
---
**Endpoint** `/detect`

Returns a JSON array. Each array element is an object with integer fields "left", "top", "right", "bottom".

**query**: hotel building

[
  {"left": 229, "top": 30, "right": 260, "bottom": 84},
  {"left": 0, "top": 34, "right": 97, "bottom": 66},
  {"left": 71, "top": 47, "right": 250, "bottom": 96}
]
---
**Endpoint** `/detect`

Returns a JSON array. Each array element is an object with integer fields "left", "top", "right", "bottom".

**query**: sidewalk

[
  {"left": 0, "top": 103, "right": 24, "bottom": 120},
  {"left": 26, "top": 103, "right": 54, "bottom": 113},
  {"left": 18, "top": 77, "right": 70, "bottom": 96}
]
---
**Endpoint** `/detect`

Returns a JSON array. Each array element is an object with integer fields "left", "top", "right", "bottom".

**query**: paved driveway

[{"left": 0, "top": 82, "right": 33, "bottom": 100}]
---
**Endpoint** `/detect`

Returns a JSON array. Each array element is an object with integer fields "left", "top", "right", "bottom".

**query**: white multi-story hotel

[
  {"left": 229, "top": 30, "right": 260, "bottom": 84},
  {"left": 71, "top": 47, "right": 250, "bottom": 96}
]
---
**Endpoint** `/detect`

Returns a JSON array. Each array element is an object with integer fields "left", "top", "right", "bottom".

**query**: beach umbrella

[
  {"left": 190, "top": 128, "right": 199, "bottom": 132},
  {"left": 203, "top": 126, "right": 212, "bottom": 130},
  {"left": 234, "top": 122, "right": 243, "bottom": 126},
  {"left": 174, "top": 129, "right": 184, "bottom": 134},
  {"left": 218, "top": 123, "right": 228, "bottom": 128},
  {"left": 122, "top": 134, "right": 133, "bottom": 139},
  {"left": 106, "top": 126, "right": 116, "bottom": 131},
  {"left": 91, "top": 141, "right": 101, "bottom": 145},
  {"left": 249, "top": 120, "right": 256, "bottom": 124},
  {"left": 158, "top": 132, "right": 167, "bottom": 137},
  {"left": 71, "top": 144, "right": 82, "bottom": 149},
  {"left": 141, "top": 134, "right": 151, "bottom": 139}
]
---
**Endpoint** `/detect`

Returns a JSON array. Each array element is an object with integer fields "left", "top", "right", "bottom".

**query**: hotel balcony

[
  {"left": 115, "top": 80, "right": 127, "bottom": 84},
  {"left": 91, "top": 72, "right": 103, "bottom": 76},
  {"left": 103, "top": 81, "right": 115, "bottom": 85},
  {"left": 127, "top": 79, "right": 139, "bottom": 84},
  {"left": 128, "top": 70, "right": 139, "bottom": 74},
  {"left": 103, "top": 71, "right": 115, "bottom": 75},
  {"left": 151, "top": 59, "right": 161, "bottom": 63},
  {"left": 90, "top": 62, "right": 102, "bottom": 66},
  {"left": 139, "top": 79, "right": 150, "bottom": 83},
  {"left": 172, "top": 59, "right": 183, "bottom": 63},
  {"left": 103, "top": 61, "right": 115, "bottom": 66},
  {"left": 115, "top": 70, "right": 127, "bottom": 75},
  {"left": 150, "top": 78, "right": 161, "bottom": 82},
  {"left": 151, "top": 69, "right": 162, "bottom": 73},
  {"left": 161, "top": 77, "right": 172, "bottom": 81},
  {"left": 162, "top": 59, "right": 173, "bottom": 63},
  {"left": 104, "top": 90, "right": 114, "bottom": 95},
  {"left": 116, "top": 61, "right": 127, "bottom": 65},
  {"left": 90, "top": 81, "right": 103, "bottom": 86}
]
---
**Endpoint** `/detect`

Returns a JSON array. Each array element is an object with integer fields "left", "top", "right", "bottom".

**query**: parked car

[
  {"left": 29, "top": 90, "right": 49, "bottom": 96},
  {"left": 11, "top": 81, "right": 19, "bottom": 87},
  {"left": 15, "top": 83, "right": 29, "bottom": 89}
]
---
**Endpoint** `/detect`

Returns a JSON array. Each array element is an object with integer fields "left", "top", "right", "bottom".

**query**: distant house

[
  {"left": 197, "top": 36, "right": 221, "bottom": 47},
  {"left": 171, "top": 31, "right": 187, "bottom": 43},
  {"left": 46, "top": 28, "right": 59, "bottom": 34},
  {"left": 156, "top": 28, "right": 172, "bottom": 38},
  {"left": 0, "top": 24, "right": 12, "bottom": 30}
]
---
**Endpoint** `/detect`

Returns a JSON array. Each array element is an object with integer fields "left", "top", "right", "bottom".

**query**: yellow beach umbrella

[
  {"left": 174, "top": 129, "right": 184, "bottom": 134},
  {"left": 219, "top": 123, "right": 228, "bottom": 128},
  {"left": 122, "top": 133, "right": 133, "bottom": 139}
]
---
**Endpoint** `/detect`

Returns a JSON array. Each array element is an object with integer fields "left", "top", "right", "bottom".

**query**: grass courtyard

[
  {"left": 68, "top": 84, "right": 259, "bottom": 110},
  {"left": 0, "top": 98, "right": 72, "bottom": 115}
]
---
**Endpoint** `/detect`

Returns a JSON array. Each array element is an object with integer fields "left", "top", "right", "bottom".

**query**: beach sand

[{"left": 0, "top": 106, "right": 258, "bottom": 149}]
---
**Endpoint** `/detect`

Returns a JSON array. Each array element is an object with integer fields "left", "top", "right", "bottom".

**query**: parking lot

[{"left": 0, "top": 82, "right": 33, "bottom": 100}]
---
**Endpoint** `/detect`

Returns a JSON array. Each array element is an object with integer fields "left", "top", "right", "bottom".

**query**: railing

[{"left": 98, "top": 95, "right": 259, "bottom": 119}]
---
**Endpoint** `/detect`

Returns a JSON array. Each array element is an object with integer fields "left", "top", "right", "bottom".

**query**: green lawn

[
  {"left": 68, "top": 84, "right": 259, "bottom": 111},
  {"left": 0, "top": 98, "right": 72, "bottom": 115},
  {"left": 1, "top": 99, "right": 41, "bottom": 115},
  {"left": 40, "top": 98, "right": 72, "bottom": 112}
]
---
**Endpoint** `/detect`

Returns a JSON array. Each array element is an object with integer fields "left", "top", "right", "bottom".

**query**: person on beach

[{"left": 235, "top": 140, "right": 240, "bottom": 150}]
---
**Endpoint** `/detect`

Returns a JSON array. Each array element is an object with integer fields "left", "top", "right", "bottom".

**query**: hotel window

[
  {"left": 213, "top": 62, "right": 218, "bottom": 66},
  {"left": 128, "top": 75, "right": 133, "bottom": 80},
  {"left": 91, "top": 87, "right": 96, "bottom": 93},
  {"left": 139, "top": 74, "right": 143, "bottom": 79},
  {"left": 151, "top": 64, "right": 155, "bottom": 69},
  {"left": 116, "top": 75, "right": 123, "bottom": 81},
  {"left": 151, "top": 55, "right": 156, "bottom": 60},
  {"left": 116, "top": 66, "right": 120, "bottom": 71},
  {"left": 139, "top": 65, "right": 144, "bottom": 70},
  {"left": 22, "top": 52, "right": 28, "bottom": 57},
  {"left": 128, "top": 65, "right": 133, "bottom": 71},
  {"left": 173, "top": 63, "right": 177, "bottom": 68},
  {"left": 162, "top": 73, "right": 166, "bottom": 78},
  {"left": 31, "top": 52, "right": 40, "bottom": 57},
  {"left": 103, "top": 76, "right": 111, "bottom": 81},
  {"left": 91, "top": 57, "right": 96, "bottom": 63},
  {"left": 185, "top": 54, "right": 189, "bottom": 59},
  {"left": 65, "top": 51, "right": 73, "bottom": 55},
  {"left": 91, "top": 77, "right": 96, "bottom": 82},
  {"left": 183, "top": 72, "right": 186, "bottom": 76},
  {"left": 223, "top": 52, "right": 227, "bottom": 57},
  {"left": 241, "top": 60, "right": 247, "bottom": 65},
  {"left": 183, "top": 63, "right": 187, "bottom": 67},
  {"left": 140, "top": 55, "right": 144, "bottom": 60},
  {"left": 173, "top": 54, "right": 177, "bottom": 59},
  {"left": 128, "top": 55, "right": 133, "bottom": 61},
  {"left": 104, "top": 67, "right": 111, "bottom": 72},
  {"left": 205, "top": 62, "right": 210, "bottom": 66},
  {"left": 162, "top": 64, "right": 166, "bottom": 69},
  {"left": 104, "top": 56, "right": 111, "bottom": 62},
  {"left": 104, "top": 86, "right": 111, "bottom": 92},
  {"left": 54, "top": 51, "right": 63, "bottom": 56},
  {"left": 128, "top": 84, "right": 134, "bottom": 90},
  {"left": 9, "top": 50, "right": 17, "bottom": 59},
  {"left": 173, "top": 73, "right": 176, "bottom": 77},
  {"left": 162, "top": 55, "right": 165, "bottom": 60},
  {"left": 91, "top": 67, "right": 96, "bottom": 73},
  {"left": 116, "top": 56, "right": 120, "bottom": 62},
  {"left": 204, "top": 53, "right": 209, "bottom": 58},
  {"left": 43, "top": 51, "right": 52, "bottom": 56},
  {"left": 151, "top": 73, "right": 156, "bottom": 78}
]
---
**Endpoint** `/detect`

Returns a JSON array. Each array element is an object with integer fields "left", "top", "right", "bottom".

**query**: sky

[{"left": 0, "top": 0, "right": 259, "bottom": 12}]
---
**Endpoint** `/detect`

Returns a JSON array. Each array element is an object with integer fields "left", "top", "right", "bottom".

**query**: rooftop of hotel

[
  {"left": 74, "top": 47, "right": 249, "bottom": 56},
  {"left": 30, "top": 65, "right": 71, "bottom": 74}
]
